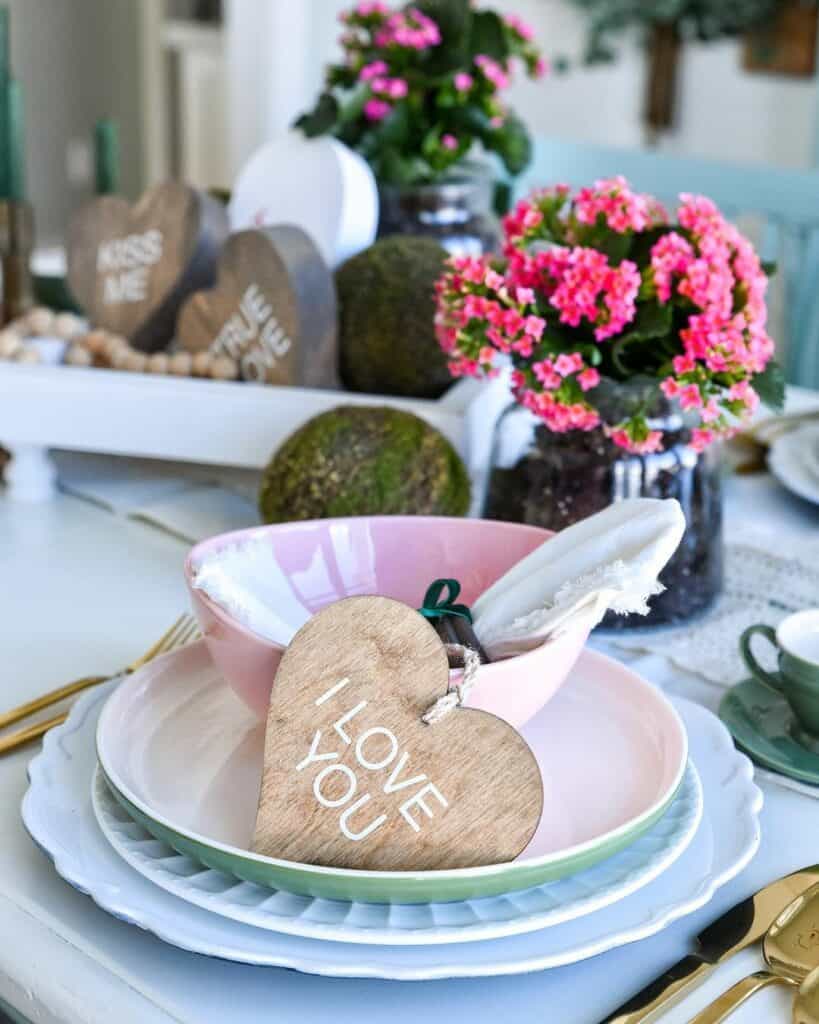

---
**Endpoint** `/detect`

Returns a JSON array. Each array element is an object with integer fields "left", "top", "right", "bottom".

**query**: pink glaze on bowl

[{"left": 185, "top": 517, "right": 591, "bottom": 729}]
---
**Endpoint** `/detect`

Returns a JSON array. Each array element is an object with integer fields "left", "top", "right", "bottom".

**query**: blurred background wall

[
  {"left": 5, "top": 0, "right": 819, "bottom": 246},
  {"left": 5, "top": 0, "right": 143, "bottom": 242}
]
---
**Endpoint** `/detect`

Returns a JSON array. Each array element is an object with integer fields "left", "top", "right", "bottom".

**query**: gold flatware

[
  {"left": 0, "top": 614, "right": 199, "bottom": 755},
  {"left": 795, "top": 966, "right": 819, "bottom": 1024},
  {"left": 601, "top": 866, "right": 819, "bottom": 1024},
  {"left": 687, "top": 881, "right": 819, "bottom": 1023}
]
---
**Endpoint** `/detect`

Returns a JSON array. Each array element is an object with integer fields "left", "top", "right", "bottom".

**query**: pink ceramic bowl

[{"left": 185, "top": 516, "right": 591, "bottom": 730}]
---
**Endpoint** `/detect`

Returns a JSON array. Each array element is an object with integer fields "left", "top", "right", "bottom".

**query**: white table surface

[{"left": 1, "top": 467, "right": 818, "bottom": 1024}]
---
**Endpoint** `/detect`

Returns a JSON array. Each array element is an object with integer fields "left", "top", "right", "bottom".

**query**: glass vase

[
  {"left": 484, "top": 382, "right": 724, "bottom": 627},
  {"left": 377, "top": 172, "right": 500, "bottom": 257}
]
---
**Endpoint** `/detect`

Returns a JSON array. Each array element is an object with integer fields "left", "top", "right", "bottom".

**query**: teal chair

[{"left": 510, "top": 137, "right": 819, "bottom": 389}]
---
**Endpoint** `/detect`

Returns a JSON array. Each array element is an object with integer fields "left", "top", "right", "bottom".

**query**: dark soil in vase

[{"left": 485, "top": 422, "right": 724, "bottom": 627}]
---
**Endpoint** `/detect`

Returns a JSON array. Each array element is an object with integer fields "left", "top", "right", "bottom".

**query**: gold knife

[{"left": 601, "top": 866, "right": 819, "bottom": 1024}]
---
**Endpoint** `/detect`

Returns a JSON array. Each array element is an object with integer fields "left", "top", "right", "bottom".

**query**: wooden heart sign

[
  {"left": 176, "top": 225, "right": 338, "bottom": 387},
  {"left": 67, "top": 182, "right": 229, "bottom": 352},
  {"left": 253, "top": 596, "right": 543, "bottom": 871}
]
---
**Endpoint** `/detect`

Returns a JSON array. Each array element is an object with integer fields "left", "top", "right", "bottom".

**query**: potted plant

[
  {"left": 295, "top": 0, "right": 546, "bottom": 253},
  {"left": 434, "top": 176, "right": 784, "bottom": 625}
]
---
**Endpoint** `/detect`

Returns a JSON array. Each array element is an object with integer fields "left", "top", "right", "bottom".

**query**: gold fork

[{"left": 0, "top": 614, "right": 200, "bottom": 755}]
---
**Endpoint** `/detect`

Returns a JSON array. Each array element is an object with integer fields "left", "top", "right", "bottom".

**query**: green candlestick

[
  {"left": 7, "top": 77, "right": 25, "bottom": 200},
  {"left": 0, "top": 5, "right": 10, "bottom": 199},
  {"left": 94, "top": 118, "right": 120, "bottom": 195}
]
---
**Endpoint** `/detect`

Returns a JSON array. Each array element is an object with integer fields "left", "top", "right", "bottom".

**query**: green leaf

[
  {"left": 375, "top": 101, "right": 411, "bottom": 147},
  {"left": 617, "top": 301, "right": 673, "bottom": 344},
  {"left": 377, "top": 148, "right": 428, "bottom": 186},
  {"left": 608, "top": 301, "right": 673, "bottom": 375},
  {"left": 469, "top": 10, "right": 509, "bottom": 61},
  {"left": 338, "top": 86, "right": 369, "bottom": 126},
  {"left": 492, "top": 113, "right": 532, "bottom": 176},
  {"left": 493, "top": 180, "right": 512, "bottom": 217},
  {"left": 751, "top": 360, "right": 786, "bottom": 411},
  {"left": 597, "top": 228, "right": 633, "bottom": 265},
  {"left": 293, "top": 93, "right": 339, "bottom": 138},
  {"left": 415, "top": 0, "right": 472, "bottom": 74},
  {"left": 761, "top": 260, "right": 777, "bottom": 278}
]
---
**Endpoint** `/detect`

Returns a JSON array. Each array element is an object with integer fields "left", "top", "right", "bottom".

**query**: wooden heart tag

[
  {"left": 253, "top": 596, "right": 543, "bottom": 871},
  {"left": 177, "top": 225, "right": 338, "bottom": 387},
  {"left": 67, "top": 182, "right": 229, "bottom": 352}
]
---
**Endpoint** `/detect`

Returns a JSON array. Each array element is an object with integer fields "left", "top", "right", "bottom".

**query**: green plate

[
  {"left": 95, "top": 641, "right": 687, "bottom": 904},
  {"left": 719, "top": 677, "right": 819, "bottom": 787}
]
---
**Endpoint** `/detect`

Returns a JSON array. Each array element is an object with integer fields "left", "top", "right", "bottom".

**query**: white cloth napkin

[
  {"left": 472, "top": 499, "right": 685, "bottom": 660},
  {"left": 191, "top": 535, "right": 312, "bottom": 644}
]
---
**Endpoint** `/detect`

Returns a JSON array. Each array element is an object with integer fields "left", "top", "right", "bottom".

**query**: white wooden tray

[{"left": 0, "top": 364, "right": 501, "bottom": 504}]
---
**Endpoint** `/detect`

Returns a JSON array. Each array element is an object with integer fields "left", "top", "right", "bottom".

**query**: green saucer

[{"left": 719, "top": 677, "right": 819, "bottom": 786}]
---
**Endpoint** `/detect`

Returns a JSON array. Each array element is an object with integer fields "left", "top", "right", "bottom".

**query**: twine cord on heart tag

[{"left": 422, "top": 643, "right": 481, "bottom": 725}]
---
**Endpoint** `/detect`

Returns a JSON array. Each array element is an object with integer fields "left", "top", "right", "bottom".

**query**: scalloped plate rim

[{"left": 91, "top": 758, "right": 703, "bottom": 945}]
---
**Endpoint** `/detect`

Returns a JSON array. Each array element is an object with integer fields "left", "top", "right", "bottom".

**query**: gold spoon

[
  {"left": 795, "top": 966, "right": 819, "bottom": 1024},
  {"left": 689, "top": 882, "right": 819, "bottom": 1023}
]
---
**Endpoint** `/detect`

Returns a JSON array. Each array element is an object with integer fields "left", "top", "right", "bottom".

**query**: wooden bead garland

[{"left": 0, "top": 306, "right": 240, "bottom": 381}]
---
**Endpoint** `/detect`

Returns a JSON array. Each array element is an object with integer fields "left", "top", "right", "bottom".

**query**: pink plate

[{"left": 185, "top": 517, "right": 592, "bottom": 728}]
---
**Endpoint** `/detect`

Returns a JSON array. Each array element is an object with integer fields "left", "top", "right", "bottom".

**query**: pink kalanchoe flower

[
  {"left": 700, "top": 398, "right": 721, "bottom": 424},
  {"left": 454, "top": 72, "right": 473, "bottom": 92},
  {"left": 660, "top": 377, "right": 681, "bottom": 399},
  {"left": 690, "top": 428, "right": 716, "bottom": 453},
  {"left": 359, "top": 59, "right": 389, "bottom": 81},
  {"left": 543, "top": 246, "right": 640, "bottom": 341},
  {"left": 534, "top": 56, "right": 549, "bottom": 79},
  {"left": 475, "top": 54, "right": 510, "bottom": 90},
  {"left": 375, "top": 8, "right": 441, "bottom": 49},
  {"left": 489, "top": 115, "right": 506, "bottom": 129},
  {"left": 370, "top": 76, "right": 408, "bottom": 99},
  {"left": 679, "top": 384, "right": 703, "bottom": 411},
  {"left": 608, "top": 428, "right": 664, "bottom": 455},
  {"left": 574, "top": 176, "right": 654, "bottom": 235},
  {"left": 524, "top": 314, "right": 546, "bottom": 339},
  {"left": 364, "top": 98, "right": 392, "bottom": 121},
  {"left": 651, "top": 232, "right": 695, "bottom": 303},
  {"left": 516, "top": 286, "right": 535, "bottom": 304},
  {"left": 504, "top": 13, "right": 535, "bottom": 40},
  {"left": 554, "top": 352, "right": 584, "bottom": 376},
  {"left": 356, "top": 1, "right": 390, "bottom": 15},
  {"left": 533, "top": 359, "right": 561, "bottom": 389},
  {"left": 578, "top": 367, "right": 600, "bottom": 391},
  {"left": 728, "top": 379, "right": 760, "bottom": 412},
  {"left": 484, "top": 267, "right": 504, "bottom": 290},
  {"left": 387, "top": 77, "right": 408, "bottom": 98},
  {"left": 441, "top": 133, "right": 459, "bottom": 151}
]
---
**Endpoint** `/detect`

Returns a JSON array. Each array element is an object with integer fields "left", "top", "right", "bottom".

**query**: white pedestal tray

[{"left": 0, "top": 363, "right": 500, "bottom": 506}]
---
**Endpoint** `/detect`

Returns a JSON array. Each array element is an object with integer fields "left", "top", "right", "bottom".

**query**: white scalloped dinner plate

[
  {"left": 22, "top": 680, "right": 762, "bottom": 978},
  {"left": 770, "top": 427, "right": 819, "bottom": 506},
  {"left": 91, "top": 759, "right": 702, "bottom": 945}
]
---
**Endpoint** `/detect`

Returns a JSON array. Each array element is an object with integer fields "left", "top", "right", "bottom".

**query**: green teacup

[{"left": 741, "top": 610, "right": 819, "bottom": 748}]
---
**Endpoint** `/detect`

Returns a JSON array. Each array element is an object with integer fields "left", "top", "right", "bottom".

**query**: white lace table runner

[{"left": 610, "top": 535, "right": 819, "bottom": 687}]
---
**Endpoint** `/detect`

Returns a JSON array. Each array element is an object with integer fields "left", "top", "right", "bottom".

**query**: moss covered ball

[
  {"left": 336, "top": 236, "right": 452, "bottom": 399},
  {"left": 258, "top": 405, "right": 470, "bottom": 523}
]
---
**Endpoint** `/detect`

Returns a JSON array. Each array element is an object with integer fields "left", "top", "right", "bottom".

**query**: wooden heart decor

[
  {"left": 67, "top": 182, "right": 229, "bottom": 352},
  {"left": 253, "top": 596, "right": 543, "bottom": 871},
  {"left": 176, "top": 226, "right": 338, "bottom": 388}
]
